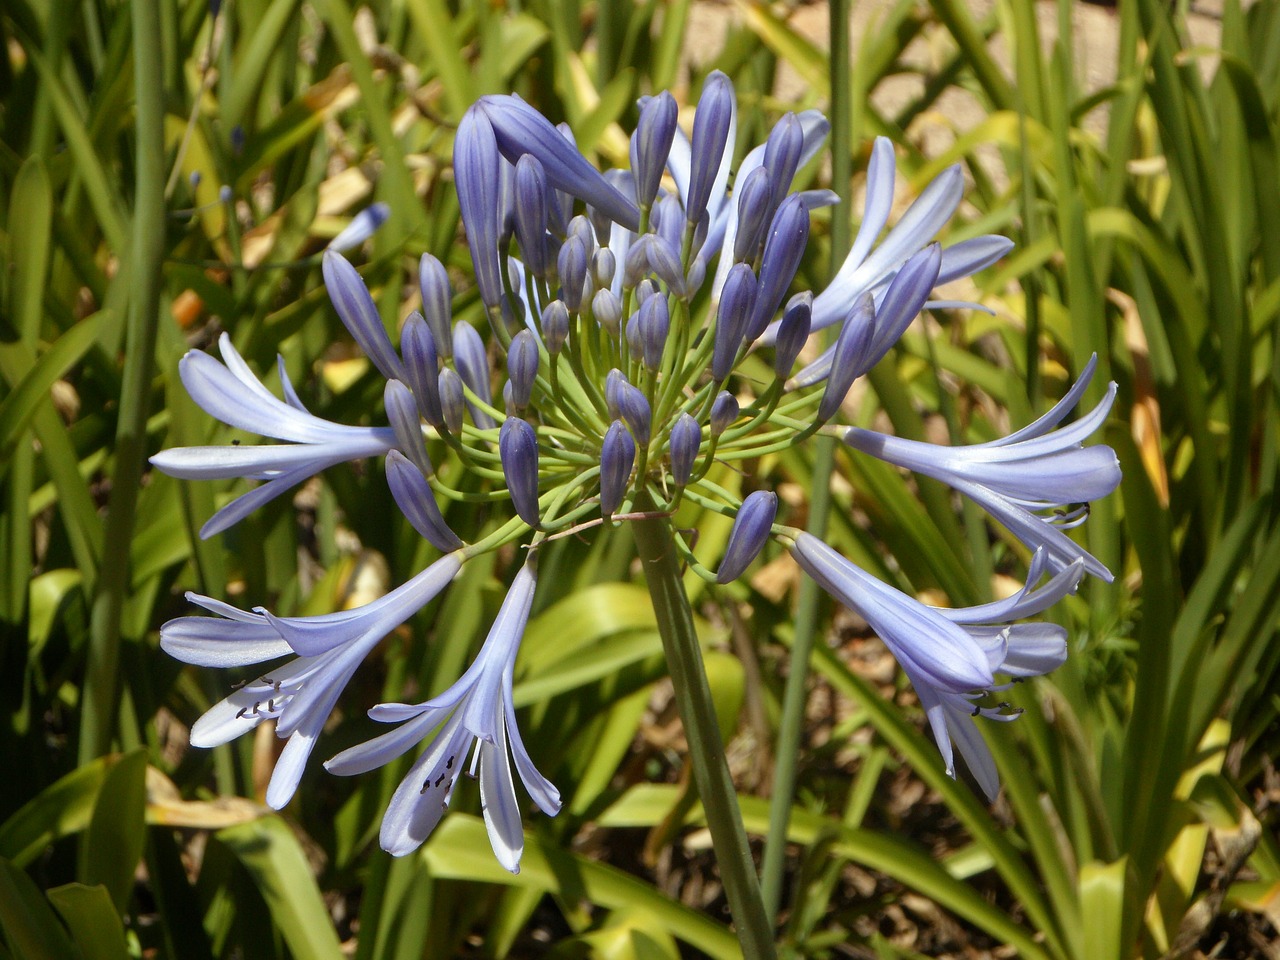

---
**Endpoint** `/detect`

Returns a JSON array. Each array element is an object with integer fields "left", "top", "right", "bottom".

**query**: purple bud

[
  {"left": 417, "top": 254, "right": 453, "bottom": 359},
  {"left": 219, "top": 183, "right": 233, "bottom": 203},
  {"left": 599, "top": 420, "right": 636, "bottom": 516},
  {"left": 762, "top": 113, "right": 804, "bottom": 206},
  {"left": 668, "top": 413, "right": 701, "bottom": 486},
  {"left": 687, "top": 71, "right": 735, "bottom": 225},
  {"left": 385, "top": 451, "right": 464, "bottom": 552},
  {"left": 593, "top": 248, "right": 616, "bottom": 287},
  {"left": 710, "top": 391, "right": 738, "bottom": 436},
  {"left": 716, "top": 491, "right": 777, "bottom": 583},
  {"left": 229, "top": 125, "right": 244, "bottom": 155},
  {"left": 732, "top": 166, "right": 773, "bottom": 262},
  {"left": 646, "top": 236, "right": 686, "bottom": 297},
  {"left": 568, "top": 215, "right": 597, "bottom": 255},
  {"left": 635, "top": 279, "right": 659, "bottom": 305},
  {"left": 400, "top": 314, "right": 444, "bottom": 427},
  {"left": 593, "top": 288, "right": 623, "bottom": 336},
  {"left": 452, "top": 322, "right": 495, "bottom": 430},
  {"left": 637, "top": 293, "right": 670, "bottom": 371},
  {"left": 746, "top": 195, "right": 809, "bottom": 341},
  {"left": 329, "top": 202, "right": 391, "bottom": 251},
  {"left": 322, "top": 251, "right": 407, "bottom": 382},
  {"left": 500, "top": 417, "right": 541, "bottom": 527},
  {"left": 189, "top": 170, "right": 202, "bottom": 188},
  {"left": 507, "top": 329, "right": 540, "bottom": 409},
  {"left": 476, "top": 96, "right": 641, "bottom": 230},
  {"left": 498, "top": 156, "right": 517, "bottom": 249},
  {"left": 385, "top": 379, "right": 432, "bottom": 477},
  {"left": 712, "top": 263, "right": 757, "bottom": 381},
  {"left": 624, "top": 237, "right": 652, "bottom": 288},
  {"left": 542, "top": 300, "right": 570, "bottom": 354},
  {"left": 438, "top": 368, "right": 466, "bottom": 434},
  {"left": 558, "top": 236, "right": 589, "bottom": 313},
  {"left": 774, "top": 293, "right": 812, "bottom": 377},
  {"left": 514, "top": 155, "right": 551, "bottom": 277},
  {"left": 631, "top": 91, "right": 678, "bottom": 209},
  {"left": 605, "top": 368, "right": 628, "bottom": 421},
  {"left": 618, "top": 382, "right": 651, "bottom": 446},
  {"left": 818, "top": 293, "right": 876, "bottom": 421},
  {"left": 502, "top": 380, "right": 516, "bottom": 416},
  {"left": 453, "top": 109, "right": 505, "bottom": 309},
  {"left": 625, "top": 313, "right": 644, "bottom": 357}
]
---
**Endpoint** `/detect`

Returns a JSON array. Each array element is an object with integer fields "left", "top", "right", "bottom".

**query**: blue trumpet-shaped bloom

[
  {"left": 325, "top": 561, "right": 561, "bottom": 870},
  {"left": 160, "top": 552, "right": 464, "bottom": 808},
  {"left": 842, "top": 357, "right": 1120, "bottom": 578},
  {"left": 149, "top": 333, "right": 396, "bottom": 538}
]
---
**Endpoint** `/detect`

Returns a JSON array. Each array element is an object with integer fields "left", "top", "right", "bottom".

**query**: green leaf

[
  {"left": 46, "top": 884, "right": 129, "bottom": 960},
  {"left": 423, "top": 815, "right": 739, "bottom": 959},
  {"left": 0, "top": 858, "right": 79, "bottom": 960},
  {"left": 80, "top": 747, "right": 147, "bottom": 913},
  {"left": 217, "top": 816, "right": 345, "bottom": 960},
  {"left": 0, "top": 756, "right": 112, "bottom": 869},
  {"left": 1079, "top": 858, "right": 1129, "bottom": 960},
  {"left": 0, "top": 313, "right": 104, "bottom": 461}
]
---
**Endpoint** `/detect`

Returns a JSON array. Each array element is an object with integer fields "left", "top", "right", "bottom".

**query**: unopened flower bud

[
  {"left": 453, "top": 110, "right": 505, "bottom": 309},
  {"left": 733, "top": 166, "right": 773, "bottom": 263},
  {"left": 438, "top": 367, "right": 466, "bottom": 435},
  {"left": 568, "top": 215, "right": 597, "bottom": 256},
  {"left": 625, "top": 312, "right": 644, "bottom": 358},
  {"left": 401, "top": 312, "right": 444, "bottom": 426},
  {"left": 453, "top": 322, "right": 494, "bottom": 430},
  {"left": 712, "top": 263, "right": 757, "bottom": 381},
  {"left": 623, "top": 235, "right": 652, "bottom": 289},
  {"left": 687, "top": 71, "right": 734, "bottom": 225},
  {"left": 514, "top": 155, "right": 551, "bottom": 277},
  {"left": 593, "top": 288, "right": 622, "bottom": 336},
  {"left": 774, "top": 292, "right": 812, "bottom": 377},
  {"left": 646, "top": 236, "right": 685, "bottom": 297},
  {"left": 558, "top": 236, "right": 589, "bottom": 313},
  {"left": 716, "top": 491, "right": 777, "bottom": 583},
  {"left": 636, "top": 291, "right": 670, "bottom": 371},
  {"left": 635, "top": 278, "right": 659, "bottom": 304},
  {"left": 385, "top": 450, "right": 463, "bottom": 552},
  {"left": 710, "top": 391, "right": 738, "bottom": 436},
  {"left": 818, "top": 293, "right": 875, "bottom": 421},
  {"left": 499, "top": 417, "right": 541, "bottom": 527},
  {"left": 746, "top": 194, "right": 810, "bottom": 341},
  {"left": 329, "top": 202, "right": 390, "bottom": 252},
  {"left": 593, "top": 248, "right": 616, "bottom": 288},
  {"left": 506, "top": 329, "right": 539, "bottom": 409},
  {"left": 417, "top": 254, "right": 454, "bottom": 358},
  {"left": 323, "top": 250, "right": 407, "bottom": 382},
  {"left": 605, "top": 368, "right": 628, "bottom": 420},
  {"left": 762, "top": 113, "right": 804, "bottom": 208},
  {"left": 618, "top": 382, "right": 652, "bottom": 446},
  {"left": 668, "top": 413, "right": 701, "bottom": 486},
  {"left": 599, "top": 420, "right": 636, "bottom": 516},
  {"left": 541, "top": 300, "right": 570, "bottom": 354},
  {"left": 384, "top": 379, "right": 432, "bottom": 478},
  {"left": 631, "top": 91, "right": 678, "bottom": 209}
]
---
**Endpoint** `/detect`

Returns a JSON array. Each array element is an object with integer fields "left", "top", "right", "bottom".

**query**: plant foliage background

[{"left": 1, "top": 0, "right": 1279, "bottom": 957}]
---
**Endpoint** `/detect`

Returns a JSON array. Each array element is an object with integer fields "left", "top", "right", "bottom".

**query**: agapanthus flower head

[{"left": 153, "top": 70, "right": 1119, "bottom": 869}]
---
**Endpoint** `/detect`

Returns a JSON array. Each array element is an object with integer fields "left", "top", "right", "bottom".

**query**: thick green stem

[{"left": 631, "top": 499, "right": 776, "bottom": 959}]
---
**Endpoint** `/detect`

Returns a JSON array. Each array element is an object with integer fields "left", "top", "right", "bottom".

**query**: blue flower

[
  {"left": 149, "top": 333, "right": 396, "bottom": 537},
  {"left": 324, "top": 560, "right": 560, "bottom": 870},
  {"left": 160, "top": 552, "right": 464, "bottom": 807},
  {"left": 841, "top": 356, "right": 1120, "bottom": 578},
  {"left": 790, "top": 533, "right": 1083, "bottom": 797}
]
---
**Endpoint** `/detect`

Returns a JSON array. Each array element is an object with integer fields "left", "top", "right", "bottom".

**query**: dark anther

[
  {"left": 236, "top": 706, "right": 248, "bottom": 719},
  {"left": 251, "top": 701, "right": 261, "bottom": 715},
  {"left": 420, "top": 781, "right": 430, "bottom": 794},
  {"left": 232, "top": 439, "right": 241, "bottom": 445},
  {"left": 267, "top": 699, "right": 275, "bottom": 712},
  {"left": 435, "top": 773, "right": 447, "bottom": 788},
  {"left": 446, "top": 756, "right": 454, "bottom": 769},
  {"left": 972, "top": 705, "right": 981, "bottom": 716}
]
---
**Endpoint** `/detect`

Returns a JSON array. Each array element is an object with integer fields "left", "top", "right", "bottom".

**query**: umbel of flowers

[{"left": 153, "top": 72, "right": 1120, "bottom": 875}]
